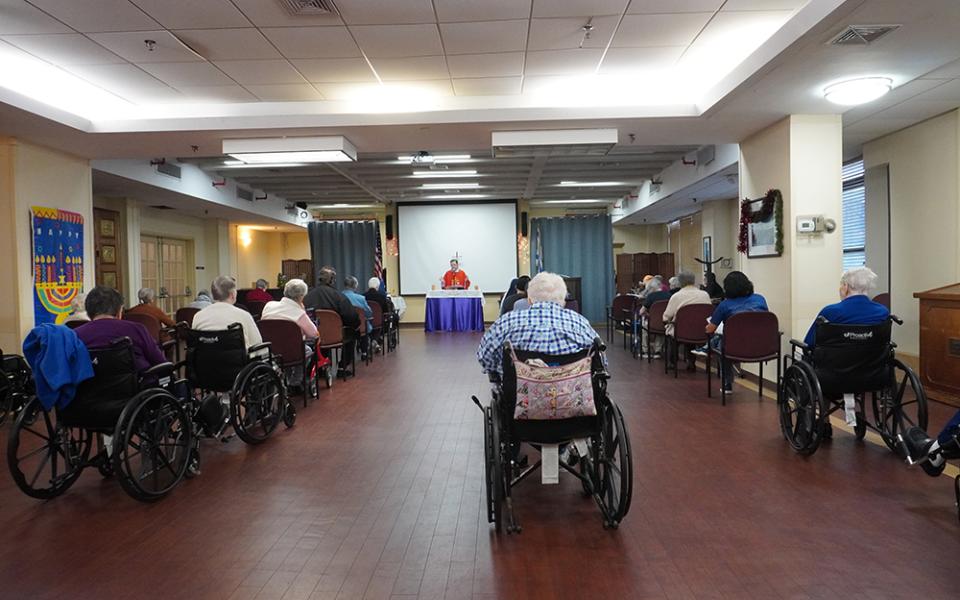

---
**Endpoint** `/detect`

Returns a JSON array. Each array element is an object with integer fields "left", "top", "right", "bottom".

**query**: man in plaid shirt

[{"left": 477, "top": 272, "right": 600, "bottom": 374}]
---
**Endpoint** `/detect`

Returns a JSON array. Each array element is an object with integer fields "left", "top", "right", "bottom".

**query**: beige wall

[
  {"left": 863, "top": 109, "right": 960, "bottom": 356},
  {"left": 236, "top": 227, "right": 284, "bottom": 289},
  {"left": 699, "top": 198, "right": 738, "bottom": 285},
  {"left": 0, "top": 139, "right": 95, "bottom": 350}
]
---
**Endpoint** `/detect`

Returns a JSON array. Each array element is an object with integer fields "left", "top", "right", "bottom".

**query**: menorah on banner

[{"left": 31, "top": 206, "right": 84, "bottom": 326}]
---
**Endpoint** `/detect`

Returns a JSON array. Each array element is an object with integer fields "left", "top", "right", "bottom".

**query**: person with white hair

[
  {"left": 126, "top": 286, "right": 176, "bottom": 327},
  {"left": 476, "top": 272, "right": 599, "bottom": 374},
  {"left": 802, "top": 266, "right": 889, "bottom": 348},
  {"left": 663, "top": 270, "right": 712, "bottom": 370},
  {"left": 261, "top": 279, "right": 318, "bottom": 341},
  {"left": 192, "top": 275, "right": 263, "bottom": 350},
  {"left": 363, "top": 276, "right": 394, "bottom": 315},
  {"left": 63, "top": 292, "right": 90, "bottom": 324}
]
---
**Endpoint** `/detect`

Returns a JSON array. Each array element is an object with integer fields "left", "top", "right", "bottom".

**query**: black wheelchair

[
  {"left": 181, "top": 323, "right": 296, "bottom": 448},
  {"left": 0, "top": 352, "right": 34, "bottom": 426},
  {"left": 7, "top": 338, "right": 193, "bottom": 502},
  {"left": 778, "top": 316, "right": 927, "bottom": 456},
  {"left": 473, "top": 339, "right": 632, "bottom": 533}
]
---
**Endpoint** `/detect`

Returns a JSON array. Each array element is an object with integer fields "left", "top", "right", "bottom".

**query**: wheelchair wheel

[
  {"left": 597, "top": 401, "right": 632, "bottom": 527},
  {"left": 283, "top": 401, "right": 297, "bottom": 428},
  {"left": 0, "top": 375, "right": 11, "bottom": 427},
  {"left": 231, "top": 362, "right": 284, "bottom": 445},
  {"left": 113, "top": 389, "right": 192, "bottom": 502},
  {"left": 490, "top": 403, "right": 504, "bottom": 533},
  {"left": 778, "top": 361, "right": 827, "bottom": 455},
  {"left": 482, "top": 405, "right": 495, "bottom": 523},
  {"left": 873, "top": 359, "right": 928, "bottom": 456},
  {"left": 6, "top": 398, "right": 91, "bottom": 499}
]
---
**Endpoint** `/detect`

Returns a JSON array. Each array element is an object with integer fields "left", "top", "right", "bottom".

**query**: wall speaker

[
  {"left": 386, "top": 214, "right": 394, "bottom": 240},
  {"left": 520, "top": 211, "right": 528, "bottom": 237}
]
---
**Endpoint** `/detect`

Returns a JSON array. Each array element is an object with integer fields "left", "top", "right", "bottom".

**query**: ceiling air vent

[
  {"left": 829, "top": 24, "right": 900, "bottom": 46},
  {"left": 237, "top": 188, "right": 254, "bottom": 202},
  {"left": 149, "top": 205, "right": 175, "bottom": 210},
  {"left": 156, "top": 161, "right": 181, "bottom": 179},
  {"left": 276, "top": 0, "right": 338, "bottom": 16}
]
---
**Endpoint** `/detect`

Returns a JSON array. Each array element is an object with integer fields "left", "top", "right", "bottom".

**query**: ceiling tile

[
  {"left": 260, "top": 26, "right": 359, "bottom": 59},
  {"left": 175, "top": 84, "right": 258, "bottom": 103},
  {"left": 528, "top": 16, "right": 619, "bottom": 51},
  {"left": 452, "top": 77, "right": 522, "bottom": 95},
  {"left": 447, "top": 52, "right": 524, "bottom": 78},
  {"left": 213, "top": 59, "right": 307, "bottom": 85},
  {"left": 336, "top": 0, "right": 436, "bottom": 25},
  {"left": 172, "top": 29, "right": 281, "bottom": 61},
  {"left": 599, "top": 47, "right": 685, "bottom": 74},
  {"left": 0, "top": 0, "right": 71, "bottom": 34},
  {"left": 532, "top": 0, "right": 628, "bottom": 18},
  {"left": 722, "top": 0, "right": 806, "bottom": 10},
  {"left": 0, "top": 33, "right": 125, "bottom": 65},
  {"left": 291, "top": 58, "right": 377, "bottom": 82},
  {"left": 245, "top": 84, "right": 323, "bottom": 101},
  {"left": 351, "top": 24, "right": 442, "bottom": 58},
  {"left": 627, "top": 0, "right": 723, "bottom": 13},
  {"left": 27, "top": 0, "right": 161, "bottom": 32},
  {"left": 436, "top": 0, "right": 531, "bottom": 22},
  {"left": 613, "top": 13, "right": 712, "bottom": 47},
  {"left": 64, "top": 63, "right": 182, "bottom": 103},
  {"left": 439, "top": 20, "right": 528, "bottom": 55},
  {"left": 312, "top": 79, "right": 453, "bottom": 100},
  {"left": 370, "top": 56, "right": 449, "bottom": 81},
  {"left": 230, "top": 0, "right": 342, "bottom": 27},
  {"left": 523, "top": 49, "right": 602, "bottom": 76},
  {"left": 130, "top": 0, "right": 250, "bottom": 30},
  {"left": 873, "top": 99, "right": 960, "bottom": 121},
  {"left": 138, "top": 61, "right": 236, "bottom": 87},
  {"left": 88, "top": 30, "right": 204, "bottom": 63}
]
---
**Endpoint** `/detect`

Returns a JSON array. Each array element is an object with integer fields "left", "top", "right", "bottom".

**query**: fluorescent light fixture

[
  {"left": 218, "top": 162, "right": 305, "bottom": 169},
  {"left": 557, "top": 181, "right": 625, "bottom": 187},
  {"left": 419, "top": 182, "right": 481, "bottom": 190},
  {"left": 224, "top": 136, "right": 357, "bottom": 163},
  {"left": 223, "top": 159, "right": 244, "bottom": 165},
  {"left": 492, "top": 129, "right": 617, "bottom": 158},
  {"left": 423, "top": 194, "right": 488, "bottom": 200},
  {"left": 538, "top": 199, "right": 608, "bottom": 204},
  {"left": 397, "top": 154, "right": 472, "bottom": 164},
  {"left": 319, "top": 203, "right": 376, "bottom": 209},
  {"left": 410, "top": 170, "right": 478, "bottom": 178},
  {"left": 823, "top": 77, "right": 893, "bottom": 105}
]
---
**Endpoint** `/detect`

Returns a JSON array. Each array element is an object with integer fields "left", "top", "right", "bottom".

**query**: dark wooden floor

[{"left": 1, "top": 331, "right": 958, "bottom": 599}]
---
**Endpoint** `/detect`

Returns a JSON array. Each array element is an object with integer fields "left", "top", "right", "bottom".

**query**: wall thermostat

[
  {"left": 797, "top": 216, "right": 818, "bottom": 233},
  {"left": 796, "top": 215, "right": 837, "bottom": 234}
]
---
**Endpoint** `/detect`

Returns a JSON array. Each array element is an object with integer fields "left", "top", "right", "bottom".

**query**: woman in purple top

[{"left": 75, "top": 286, "right": 166, "bottom": 373}]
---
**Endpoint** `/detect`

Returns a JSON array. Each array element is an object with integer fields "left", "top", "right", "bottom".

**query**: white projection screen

[{"left": 398, "top": 202, "right": 518, "bottom": 295}]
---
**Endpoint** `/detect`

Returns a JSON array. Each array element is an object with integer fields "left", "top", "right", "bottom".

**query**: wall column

[{"left": 739, "top": 115, "right": 844, "bottom": 374}]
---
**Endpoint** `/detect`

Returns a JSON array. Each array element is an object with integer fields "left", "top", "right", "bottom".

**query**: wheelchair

[
  {"left": 777, "top": 315, "right": 927, "bottom": 456},
  {"left": 7, "top": 338, "right": 193, "bottom": 502},
  {"left": 180, "top": 323, "right": 296, "bottom": 448},
  {"left": 0, "top": 352, "right": 35, "bottom": 426},
  {"left": 473, "top": 339, "right": 633, "bottom": 533}
]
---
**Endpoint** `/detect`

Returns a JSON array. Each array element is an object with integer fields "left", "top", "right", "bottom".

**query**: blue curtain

[
  {"left": 308, "top": 221, "right": 378, "bottom": 290},
  {"left": 530, "top": 215, "right": 614, "bottom": 323}
]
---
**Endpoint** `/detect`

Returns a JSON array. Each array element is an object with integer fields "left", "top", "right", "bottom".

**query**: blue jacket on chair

[{"left": 22, "top": 323, "right": 94, "bottom": 410}]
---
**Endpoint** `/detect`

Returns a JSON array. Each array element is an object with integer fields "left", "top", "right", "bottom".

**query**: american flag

[{"left": 374, "top": 220, "right": 385, "bottom": 293}]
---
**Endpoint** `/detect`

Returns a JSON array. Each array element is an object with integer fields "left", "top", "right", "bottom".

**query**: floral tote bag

[{"left": 511, "top": 348, "right": 596, "bottom": 420}]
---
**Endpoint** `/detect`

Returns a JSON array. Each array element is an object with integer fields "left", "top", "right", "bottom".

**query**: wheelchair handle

[
  {"left": 471, "top": 395, "right": 484, "bottom": 413},
  {"left": 889, "top": 314, "right": 903, "bottom": 325}
]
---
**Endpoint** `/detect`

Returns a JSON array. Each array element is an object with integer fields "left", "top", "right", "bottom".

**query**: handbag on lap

[{"left": 511, "top": 347, "right": 596, "bottom": 420}]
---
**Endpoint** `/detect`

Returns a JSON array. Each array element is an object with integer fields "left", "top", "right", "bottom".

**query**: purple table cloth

[{"left": 424, "top": 297, "right": 485, "bottom": 332}]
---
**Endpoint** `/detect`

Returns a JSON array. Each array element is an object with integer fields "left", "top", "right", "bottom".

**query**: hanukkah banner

[{"left": 31, "top": 206, "right": 84, "bottom": 325}]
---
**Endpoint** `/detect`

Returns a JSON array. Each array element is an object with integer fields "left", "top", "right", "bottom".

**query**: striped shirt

[{"left": 476, "top": 301, "right": 600, "bottom": 374}]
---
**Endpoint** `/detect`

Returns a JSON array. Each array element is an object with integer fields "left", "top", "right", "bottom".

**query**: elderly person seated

[
  {"left": 636, "top": 276, "right": 668, "bottom": 357},
  {"left": 802, "top": 266, "right": 889, "bottom": 348},
  {"left": 342, "top": 275, "right": 375, "bottom": 358},
  {"left": 246, "top": 278, "right": 274, "bottom": 304},
  {"left": 125, "top": 287, "right": 176, "bottom": 328},
  {"left": 663, "top": 270, "right": 712, "bottom": 371},
  {"left": 192, "top": 275, "right": 263, "bottom": 350},
  {"left": 364, "top": 277, "right": 395, "bottom": 345},
  {"left": 261, "top": 279, "right": 319, "bottom": 342},
  {"left": 188, "top": 290, "right": 212, "bottom": 309},
  {"left": 63, "top": 292, "right": 89, "bottom": 324},
  {"left": 500, "top": 275, "right": 531, "bottom": 315},
  {"left": 477, "top": 272, "right": 600, "bottom": 376},
  {"left": 74, "top": 286, "right": 166, "bottom": 374},
  {"left": 304, "top": 266, "right": 360, "bottom": 376}
]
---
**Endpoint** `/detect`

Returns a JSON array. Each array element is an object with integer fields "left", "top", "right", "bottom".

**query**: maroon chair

[
  {"left": 175, "top": 306, "right": 200, "bottom": 327},
  {"left": 246, "top": 300, "right": 267, "bottom": 320},
  {"left": 315, "top": 309, "right": 346, "bottom": 383},
  {"left": 355, "top": 307, "right": 371, "bottom": 366},
  {"left": 369, "top": 302, "right": 385, "bottom": 356},
  {"left": 564, "top": 300, "right": 580, "bottom": 313},
  {"left": 872, "top": 292, "right": 890, "bottom": 310},
  {"left": 642, "top": 300, "right": 668, "bottom": 364},
  {"left": 257, "top": 318, "right": 317, "bottom": 407},
  {"left": 63, "top": 320, "right": 87, "bottom": 330},
  {"left": 123, "top": 312, "right": 177, "bottom": 360},
  {"left": 671, "top": 303, "right": 715, "bottom": 378},
  {"left": 608, "top": 295, "right": 638, "bottom": 350},
  {"left": 706, "top": 311, "right": 782, "bottom": 405}
]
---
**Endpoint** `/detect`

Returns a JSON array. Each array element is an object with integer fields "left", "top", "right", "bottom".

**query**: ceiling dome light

[{"left": 823, "top": 77, "right": 892, "bottom": 105}]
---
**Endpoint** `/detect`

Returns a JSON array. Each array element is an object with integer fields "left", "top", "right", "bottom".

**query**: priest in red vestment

[{"left": 441, "top": 259, "right": 470, "bottom": 289}]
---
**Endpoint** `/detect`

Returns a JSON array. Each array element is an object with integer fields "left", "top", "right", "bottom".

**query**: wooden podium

[{"left": 914, "top": 283, "right": 960, "bottom": 407}]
